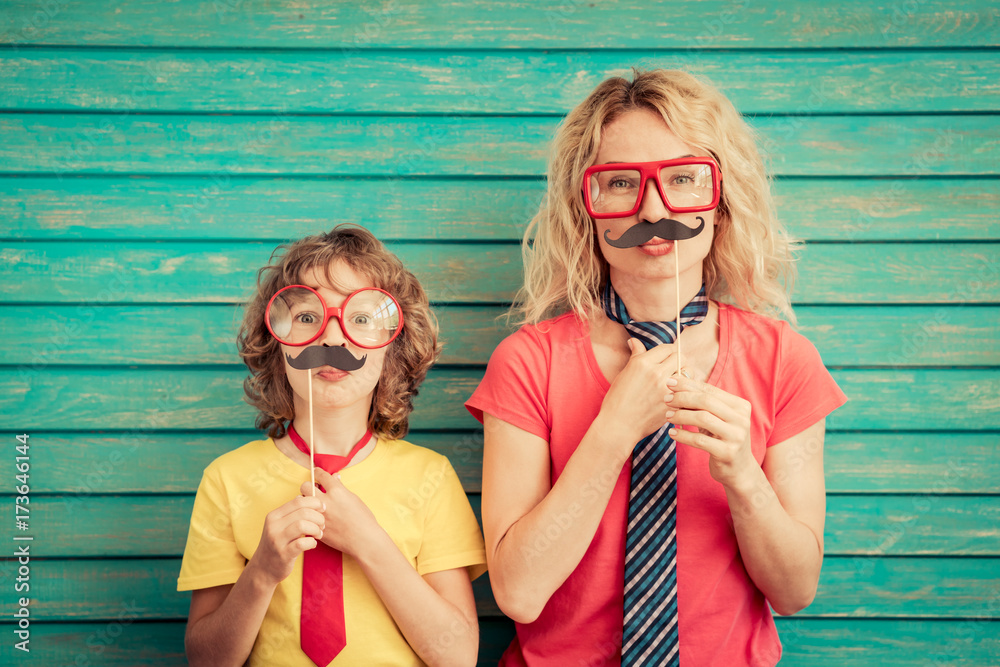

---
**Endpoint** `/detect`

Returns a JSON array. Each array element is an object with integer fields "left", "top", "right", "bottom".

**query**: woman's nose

[{"left": 637, "top": 177, "right": 674, "bottom": 222}]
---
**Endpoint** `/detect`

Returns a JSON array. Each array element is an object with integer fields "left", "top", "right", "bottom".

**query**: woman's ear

[{"left": 713, "top": 205, "right": 728, "bottom": 228}]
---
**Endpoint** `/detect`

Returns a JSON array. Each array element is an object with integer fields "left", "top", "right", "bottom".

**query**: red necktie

[{"left": 288, "top": 424, "right": 371, "bottom": 666}]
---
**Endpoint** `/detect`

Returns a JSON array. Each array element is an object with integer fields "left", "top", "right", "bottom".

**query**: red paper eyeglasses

[
  {"left": 265, "top": 285, "right": 403, "bottom": 348},
  {"left": 583, "top": 157, "right": 723, "bottom": 219}
]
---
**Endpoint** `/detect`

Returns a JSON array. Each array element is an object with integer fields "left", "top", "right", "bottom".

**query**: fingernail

[
  {"left": 666, "top": 378, "right": 678, "bottom": 386},
  {"left": 668, "top": 428, "right": 678, "bottom": 436},
  {"left": 665, "top": 410, "right": 676, "bottom": 418}
]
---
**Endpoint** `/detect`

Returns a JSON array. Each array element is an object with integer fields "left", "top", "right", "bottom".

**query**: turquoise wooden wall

[{"left": 1, "top": 1, "right": 998, "bottom": 664}]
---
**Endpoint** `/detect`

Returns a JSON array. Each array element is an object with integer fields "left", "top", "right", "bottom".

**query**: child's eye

[
  {"left": 295, "top": 312, "right": 319, "bottom": 325},
  {"left": 351, "top": 313, "right": 373, "bottom": 327}
]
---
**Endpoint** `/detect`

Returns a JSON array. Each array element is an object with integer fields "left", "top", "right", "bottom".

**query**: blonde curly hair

[
  {"left": 238, "top": 224, "right": 440, "bottom": 440},
  {"left": 513, "top": 68, "right": 797, "bottom": 325}
]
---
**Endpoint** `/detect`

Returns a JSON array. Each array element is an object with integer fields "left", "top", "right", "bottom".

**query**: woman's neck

[{"left": 609, "top": 268, "right": 704, "bottom": 323}]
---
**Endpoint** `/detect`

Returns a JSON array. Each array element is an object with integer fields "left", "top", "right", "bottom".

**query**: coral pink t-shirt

[{"left": 466, "top": 303, "right": 847, "bottom": 667}]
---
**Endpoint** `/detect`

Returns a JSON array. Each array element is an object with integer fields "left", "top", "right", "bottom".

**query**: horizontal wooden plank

[
  {"left": 0, "top": 621, "right": 187, "bottom": 666},
  {"left": 823, "top": 432, "right": 1000, "bottom": 494},
  {"left": 16, "top": 496, "right": 200, "bottom": 557},
  {"left": 2, "top": 176, "right": 998, "bottom": 243},
  {"left": 0, "top": 242, "right": 523, "bottom": 304},
  {"left": 824, "top": 495, "right": 1000, "bottom": 556},
  {"left": 1, "top": 619, "right": 996, "bottom": 667},
  {"left": 7, "top": 557, "right": 996, "bottom": 620},
  {"left": 806, "top": 556, "right": 1000, "bottom": 618},
  {"left": 2, "top": 431, "right": 997, "bottom": 495},
  {"left": 799, "top": 306, "right": 1000, "bottom": 367},
  {"left": 830, "top": 369, "right": 1000, "bottom": 431},
  {"left": 0, "top": 1, "right": 994, "bottom": 48},
  {"left": 792, "top": 243, "right": 1000, "bottom": 304},
  {"left": 14, "top": 494, "right": 997, "bottom": 558},
  {"left": 27, "top": 495, "right": 471, "bottom": 558},
  {"left": 0, "top": 431, "right": 485, "bottom": 494},
  {"left": 0, "top": 304, "right": 513, "bottom": 366},
  {"left": 3, "top": 242, "right": 998, "bottom": 305},
  {"left": 0, "top": 557, "right": 498, "bottom": 619},
  {"left": 785, "top": 178, "right": 1000, "bottom": 242},
  {"left": 0, "top": 176, "right": 539, "bottom": 242},
  {"left": 774, "top": 618, "right": 1000, "bottom": 666},
  {"left": 0, "top": 115, "right": 996, "bottom": 176},
  {"left": 2, "top": 368, "right": 998, "bottom": 431},
  {"left": 0, "top": 619, "right": 520, "bottom": 666},
  {"left": 3, "top": 50, "right": 999, "bottom": 114},
  {"left": 479, "top": 617, "right": 517, "bottom": 665},
  {"left": 16, "top": 559, "right": 191, "bottom": 621},
  {"left": 0, "top": 367, "right": 482, "bottom": 431},
  {"left": 2, "top": 304, "right": 995, "bottom": 367}
]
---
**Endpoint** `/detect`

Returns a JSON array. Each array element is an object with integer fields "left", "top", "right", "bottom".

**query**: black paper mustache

[
  {"left": 604, "top": 216, "right": 706, "bottom": 248},
  {"left": 286, "top": 345, "right": 367, "bottom": 371}
]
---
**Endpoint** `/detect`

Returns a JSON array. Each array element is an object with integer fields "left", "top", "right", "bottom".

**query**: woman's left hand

[
  {"left": 300, "top": 469, "right": 380, "bottom": 555},
  {"left": 664, "top": 375, "right": 758, "bottom": 489}
]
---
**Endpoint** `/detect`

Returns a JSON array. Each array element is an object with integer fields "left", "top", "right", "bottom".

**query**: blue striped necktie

[{"left": 601, "top": 280, "right": 709, "bottom": 666}]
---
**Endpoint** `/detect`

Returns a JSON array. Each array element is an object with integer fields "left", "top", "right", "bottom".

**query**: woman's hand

[
  {"left": 300, "top": 469, "right": 381, "bottom": 556},
  {"left": 248, "top": 495, "right": 325, "bottom": 586},
  {"left": 663, "top": 374, "right": 758, "bottom": 489},
  {"left": 599, "top": 338, "right": 678, "bottom": 447}
]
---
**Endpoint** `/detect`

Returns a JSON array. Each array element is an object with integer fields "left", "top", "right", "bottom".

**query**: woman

[{"left": 466, "top": 70, "right": 846, "bottom": 666}]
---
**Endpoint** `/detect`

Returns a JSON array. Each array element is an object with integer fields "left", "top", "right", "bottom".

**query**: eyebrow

[
  {"left": 306, "top": 271, "right": 362, "bottom": 295},
  {"left": 303, "top": 283, "right": 356, "bottom": 298},
  {"left": 597, "top": 154, "right": 697, "bottom": 165}
]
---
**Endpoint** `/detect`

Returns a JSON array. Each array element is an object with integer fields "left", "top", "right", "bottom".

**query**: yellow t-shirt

[{"left": 177, "top": 437, "right": 487, "bottom": 666}]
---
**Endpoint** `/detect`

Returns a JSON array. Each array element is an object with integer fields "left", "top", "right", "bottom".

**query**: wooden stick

[
  {"left": 675, "top": 246, "right": 682, "bottom": 376},
  {"left": 307, "top": 371, "right": 316, "bottom": 496}
]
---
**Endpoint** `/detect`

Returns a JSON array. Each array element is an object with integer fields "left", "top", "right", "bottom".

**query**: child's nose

[{"left": 318, "top": 315, "right": 350, "bottom": 347}]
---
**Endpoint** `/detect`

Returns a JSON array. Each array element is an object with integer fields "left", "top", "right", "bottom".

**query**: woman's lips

[
  {"left": 638, "top": 238, "right": 674, "bottom": 256},
  {"left": 315, "top": 367, "right": 349, "bottom": 381}
]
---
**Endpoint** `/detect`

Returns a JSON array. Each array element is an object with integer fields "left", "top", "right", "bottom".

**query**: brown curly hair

[{"left": 238, "top": 224, "right": 440, "bottom": 440}]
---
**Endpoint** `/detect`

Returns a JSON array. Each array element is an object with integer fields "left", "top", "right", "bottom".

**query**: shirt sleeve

[
  {"left": 177, "top": 463, "right": 247, "bottom": 591},
  {"left": 415, "top": 457, "right": 488, "bottom": 580},
  {"left": 768, "top": 323, "right": 849, "bottom": 446},
  {"left": 465, "top": 326, "right": 551, "bottom": 441}
]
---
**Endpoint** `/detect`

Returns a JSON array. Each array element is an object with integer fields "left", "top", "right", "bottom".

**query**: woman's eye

[{"left": 608, "top": 177, "right": 635, "bottom": 189}]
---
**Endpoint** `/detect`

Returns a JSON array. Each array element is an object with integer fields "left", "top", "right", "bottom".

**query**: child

[{"left": 178, "top": 224, "right": 487, "bottom": 666}]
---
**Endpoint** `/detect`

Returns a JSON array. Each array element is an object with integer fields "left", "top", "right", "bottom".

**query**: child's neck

[{"left": 291, "top": 408, "right": 371, "bottom": 457}]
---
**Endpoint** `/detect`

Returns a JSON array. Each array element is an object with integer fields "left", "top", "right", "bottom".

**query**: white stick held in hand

[
  {"left": 674, "top": 247, "right": 682, "bottom": 376},
  {"left": 307, "top": 371, "right": 316, "bottom": 496}
]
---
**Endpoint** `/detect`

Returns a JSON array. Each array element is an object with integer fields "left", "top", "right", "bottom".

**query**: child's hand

[
  {"left": 248, "top": 495, "right": 325, "bottom": 586},
  {"left": 300, "top": 469, "right": 380, "bottom": 556}
]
